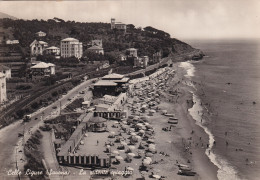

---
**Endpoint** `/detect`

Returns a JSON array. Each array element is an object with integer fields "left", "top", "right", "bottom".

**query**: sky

[{"left": 0, "top": 0, "right": 259, "bottom": 40}]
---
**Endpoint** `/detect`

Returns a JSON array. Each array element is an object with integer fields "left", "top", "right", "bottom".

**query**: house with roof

[
  {"left": 45, "top": 46, "right": 60, "bottom": 55},
  {"left": 91, "top": 40, "right": 102, "bottom": 47},
  {"left": 0, "top": 72, "right": 7, "bottom": 104},
  {"left": 30, "top": 62, "right": 55, "bottom": 80},
  {"left": 126, "top": 48, "right": 138, "bottom": 57},
  {"left": 93, "top": 73, "right": 129, "bottom": 97},
  {"left": 96, "top": 93, "right": 127, "bottom": 112},
  {"left": 152, "top": 51, "right": 162, "bottom": 63},
  {"left": 134, "top": 56, "right": 149, "bottom": 68},
  {"left": 0, "top": 65, "right": 11, "bottom": 79},
  {"left": 35, "top": 31, "right": 46, "bottom": 37},
  {"left": 60, "top": 38, "right": 83, "bottom": 59},
  {"left": 87, "top": 45, "right": 104, "bottom": 55},
  {"left": 111, "top": 18, "right": 126, "bottom": 32},
  {"left": 30, "top": 40, "right": 48, "bottom": 56}
]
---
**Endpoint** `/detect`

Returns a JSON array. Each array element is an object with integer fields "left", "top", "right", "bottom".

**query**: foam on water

[{"left": 179, "top": 62, "right": 241, "bottom": 180}]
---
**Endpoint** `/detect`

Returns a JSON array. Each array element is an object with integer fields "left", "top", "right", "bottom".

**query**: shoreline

[{"left": 182, "top": 60, "right": 243, "bottom": 180}]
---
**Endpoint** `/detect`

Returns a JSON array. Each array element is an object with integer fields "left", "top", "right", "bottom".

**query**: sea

[{"left": 180, "top": 39, "right": 260, "bottom": 180}]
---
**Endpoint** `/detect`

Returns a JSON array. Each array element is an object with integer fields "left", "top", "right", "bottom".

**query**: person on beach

[{"left": 226, "top": 141, "right": 229, "bottom": 146}]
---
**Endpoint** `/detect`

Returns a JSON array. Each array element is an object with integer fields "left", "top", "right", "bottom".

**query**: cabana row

[{"left": 58, "top": 154, "right": 109, "bottom": 167}]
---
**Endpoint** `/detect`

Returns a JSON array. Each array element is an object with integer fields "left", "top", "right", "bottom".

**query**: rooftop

[
  {"left": 102, "top": 73, "right": 124, "bottom": 80},
  {"left": 88, "top": 45, "right": 104, "bottom": 50},
  {"left": 89, "top": 116, "right": 107, "bottom": 123},
  {"left": 127, "top": 48, "right": 137, "bottom": 51},
  {"left": 31, "top": 62, "right": 55, "bottom": 69},
  {"left": 0, "top": 65, "right": 10, "bottom": 71},
  {"left": 61, "top": 37, "right": 79, "bottom": 42},
  {"left": 94, "top": 80, "right": 118, "bottom": 86},
  {"left": 46, "top": 46, "right": 60, "bottom": 50}
]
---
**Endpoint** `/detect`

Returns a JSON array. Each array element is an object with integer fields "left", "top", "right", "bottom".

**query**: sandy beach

[{"left": 89, "top": 62, "right": 219, "bottom": 180}]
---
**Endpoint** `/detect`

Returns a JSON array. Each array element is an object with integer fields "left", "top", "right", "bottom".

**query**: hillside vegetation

[{"left": 0, "top": 18, "right": 202, "bottom": 63}]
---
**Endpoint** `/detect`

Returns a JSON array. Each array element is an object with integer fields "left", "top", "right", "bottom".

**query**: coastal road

[{"left": 0, "top": 78, "right": 96, "bottom": 179}]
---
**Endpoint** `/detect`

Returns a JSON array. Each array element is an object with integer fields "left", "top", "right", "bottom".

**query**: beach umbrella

[
  {"left": 128, "top": 153, "right": 135, "bottom": 157},
  {"left": 153, "top": 175, "right": 161, "bottom": 179},
  {"left": 143, "top": 159, "right": 151, "bottom": 165},
  {"left": 149, "top": 110, "right": 156, "bottom": 113},
  {"left": 133, "top": 116, "right": 139, "bottom": 121},
  {"left": 127, "top": 167, "right": 134, "bottom": 171},
  {"left": 131, "top": 132, "right": 137, "bottom": 136},
  {"left": 148, "top": 147, "right": 156, "bottom": 152},
  {"left": 115, "top": 156, "right": 123, "bottom": 161},
  {"left": 146, "top": 124, "right": 153, "bottom": 129},
  {"left": 122, "top": 121, "right": 127, "bottom": 124},
  {"left": 161, "top": 110, "right": 167, "bottom": 115},
  {"left": 121, "top": 142, "right": 127, "bottom": 146},
  {"left": 139, "top": 130, "right": 145, "bottom": 134},
  {"left": 149, "top": 145, "right": 156, "bottom": 149},
  {"left": 110, "top": 131, "right": 115, "bottom": 134},
  {"left": 112, "top": 150, "right": 119, "bottom": 155},
  {"left": 147, "top": 139, "right": 155, "bottom": 143},
  {"left": 146, "top": 152, "right": 154, "bottom": 157},
  {"left": 135, "top": 135, "right": 142, "bottom": 140},
  {"left": 136, "top": 123, "right": 143, "bottom": 127},
  {"left": 145, "top": 157, "right": 152, "bottom": 161},
  {"left": 144, "top": 122, "right": 150, "bottom": 126},
  {"left": 130, "top": 128, "right": 135, "bottom": 132},
  {"left": 128, "top": 145, "right": 135, "bottom": 150}
]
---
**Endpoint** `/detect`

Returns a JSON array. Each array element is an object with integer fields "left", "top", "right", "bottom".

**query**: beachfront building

[
  {"left": 30, "top": 40, "right": 48, "bottom": 56},
  {"left": 0, "top": 65, "right": 11, "bottom": 79},
  {"left": 57, "top": 113, "right": 110, "bottom": 167},
  {"left": 60, "top": 38, "right": 83, "bottom": 59},
  {"left": 134, "top": 56, "right": 149, "bottom": 68},
  {"left": 126, "top": 48, "right": 138, "bottom": 57},
  {"left": 93, "top": 73, "right": 129, "bottom": 97},
  {"left": 96, "top": 93, "right": 127, "bottom": 112},
  {"left": 87, "top": 45, "right": 104, "bottom": 55},
  {"left": 30, "top": 62, "right": 55, "bottom": 80},
  {"left": 35, "top": 31, "right": 46, "bottom": 37},
  {"left": 45, "top": 46, "right": 60, "bottom": 55},
  {"left": 111, "top": 18, "right": 126, "bottom": 32},
  {"left": 0, "top": 72, "right": 7, "bottom": 104},
  {"left": 6, "top": 40, "right": 19, "bottom": 45}
]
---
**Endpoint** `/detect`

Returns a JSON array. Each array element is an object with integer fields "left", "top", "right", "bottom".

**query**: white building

[
  {"left": 126, "top": 48, "right": 138, "bottom": 57},
  {"left": 30, "top": 40, "right": 48, "bottom": 56},
  {"left": 0, "top": 72, "right": 7, "bottom": 104},
  {"left": 6, "top": 40, "right": 19, "bottom": 45},
  {"left": 0, "top": 65, "right": 11, "bottom": 79},
  {"left": 134, "top": 56, "right": 149, "bottom": 68},
  {"left": 111, "top": 18, "right": 126, "bottom": 32},
  {"left": 45, "top": 46, "right": 60, "bottom": 55},
  {"left": 31, "top": 62, "right": 55, "bottom": 77},
  {"left": 60, "top": 38, "right": 83, "bottom": 59},
  {"left": 35, "top": 31, "right": 46, "bottom": 37}
]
